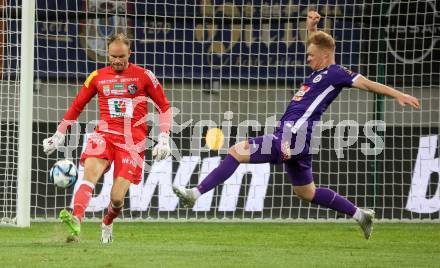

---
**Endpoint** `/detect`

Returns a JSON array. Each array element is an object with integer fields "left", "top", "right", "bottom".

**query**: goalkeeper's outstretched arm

[{"left": 42, "top": 72, "right": 98, "bottom": 155}]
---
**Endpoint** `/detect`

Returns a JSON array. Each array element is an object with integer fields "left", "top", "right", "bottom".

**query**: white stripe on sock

[{"left": 81, "top": 180, "right": 95, "bottom": 190}]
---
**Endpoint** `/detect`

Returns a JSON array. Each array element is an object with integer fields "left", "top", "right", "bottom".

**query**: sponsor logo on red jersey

[
  {"left": 128, "top": 83, "right": 138, "bottom": 94},
  {"left": 122, "top": 157, "right": 138, "bottom": 167},
  {"left": 108, "top": 98, "right": 134, "bottom": 118},
  {"left": 111, "top": 83, "right": 126, "bottom": 95},
  {"left": 98, "top": 79, "right": 118, "bottom": 85},
  {"left": 121, "top": 77, "right": 139, "bottom": 83},
  {"left": 114, "top": 100, "right": 127, "bottom": 113},
  {"left": 145, "top": 70, "right": 159, "bottom": 88},
  {"left": 103, "top": 85, "right": 111, "bottom": 96}
]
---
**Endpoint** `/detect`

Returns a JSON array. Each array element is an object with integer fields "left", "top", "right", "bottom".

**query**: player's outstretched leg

[
  {"left": 59, "top": 209, "right": 81, "bottom": 242},
  {"left": 59, "top": 180, "right": 95, "bottom": 242},
  {"left": 313, "top": 188, "right": 375, "bottom": 239},
  {"left": 353, "top": 208, "right": 375, "bottom": 240},
  {"left": 299, "top": 186, "right": 375, "bottom": 239},
  {"left": 172, "top": 186, "right": 201, "bottom": 208}
]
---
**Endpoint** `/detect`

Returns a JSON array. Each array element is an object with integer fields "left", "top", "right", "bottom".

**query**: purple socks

[
  {"left": 197, "top": 154, "right": 240, "bottom": 194},
  {"left": 311, "top": 188, "right": 357, "bottom": 216}
]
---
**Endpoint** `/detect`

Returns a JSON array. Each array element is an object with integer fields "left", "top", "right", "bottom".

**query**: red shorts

[{"left": 80, "top": 132, "right": 145, "bottom": 185}]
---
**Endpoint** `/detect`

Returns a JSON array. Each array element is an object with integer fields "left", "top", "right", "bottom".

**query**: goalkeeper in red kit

[{"left": 42, "top": 33, "right": 171, "bottom": 243}]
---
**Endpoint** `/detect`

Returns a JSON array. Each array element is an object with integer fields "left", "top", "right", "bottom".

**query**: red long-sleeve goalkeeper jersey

[{"left": 58, "top": 63, "right": 170, "bottom": 142}]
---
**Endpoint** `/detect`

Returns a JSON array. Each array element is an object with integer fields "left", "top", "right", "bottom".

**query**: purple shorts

[{"left": 248, "top": 134, "right": 313, "bottom": 186}]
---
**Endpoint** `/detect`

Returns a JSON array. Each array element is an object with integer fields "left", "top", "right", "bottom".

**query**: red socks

[
  {"left": 72, "top": 181, "right": 94, "bottom": 222},
  {"left": 103, "top": 203, "right": 122, "bottom": 225},
  {"left": 72, "top": 180, "right": 122, "bottom": 225}
]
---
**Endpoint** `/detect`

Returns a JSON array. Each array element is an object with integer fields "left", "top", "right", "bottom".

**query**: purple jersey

[
  {"left": 278, "top": 64, "right": 360, "bottom": 135},
  {"left": 248, "top": 64, "right": 360, "bottom": 186}
]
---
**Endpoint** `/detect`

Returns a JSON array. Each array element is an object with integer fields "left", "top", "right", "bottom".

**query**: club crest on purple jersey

[{"left": 313, "top": 74, "right": 322, "bottom": 83}]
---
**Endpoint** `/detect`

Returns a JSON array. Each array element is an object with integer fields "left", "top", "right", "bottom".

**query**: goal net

[
  {"left": 0, "top": 0, "right": 36, "bottom": 226},
  {"left": 2, "top": 1, "right": 439, "bottom": 224}
]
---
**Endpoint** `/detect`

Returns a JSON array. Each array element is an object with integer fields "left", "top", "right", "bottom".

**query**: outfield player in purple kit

[{"left": 174, "top": 10, "right": 420, "bottom": 239}]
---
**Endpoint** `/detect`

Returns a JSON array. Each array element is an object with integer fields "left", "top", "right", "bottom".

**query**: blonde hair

[
  {"left": 108, "top": 33, "right": 131, "bottom": 49},
  {"left": 307, "top": 31, "right": 335, "bottom": 52}
]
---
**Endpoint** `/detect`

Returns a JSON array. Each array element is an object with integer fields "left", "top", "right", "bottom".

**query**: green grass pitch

[{"left": 0, "top": 222, "right": 439, "bottom": 267}]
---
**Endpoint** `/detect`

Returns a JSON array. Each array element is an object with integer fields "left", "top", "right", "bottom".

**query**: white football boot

[
  {"left": 101, "top": 223, "right": 113, "bottom": 244},
  {"left": 356, "top": 209, "right": 375, "bottom": 240},
  {"left": 172, "top": 186, "right": 198, "bottom": 208}
]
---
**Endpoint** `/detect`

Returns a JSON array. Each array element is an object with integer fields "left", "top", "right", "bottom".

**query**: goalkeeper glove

[
  {"left": 152, "top": 132, "right": 171, "bottom": 161},
  {"left": 42, "top": 131, "right": 65, "bottom": 155}
]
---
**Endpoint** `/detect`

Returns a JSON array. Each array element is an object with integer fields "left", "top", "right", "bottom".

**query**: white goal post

[
  {"left": 16, "top": 0, "right": 36, "bottom": 227},
  {"left": 0, "top": 0, "right": 35, "bottom": 227},
  {"left": 0, "top": 1, "right": 438, "bottom": 224}
]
